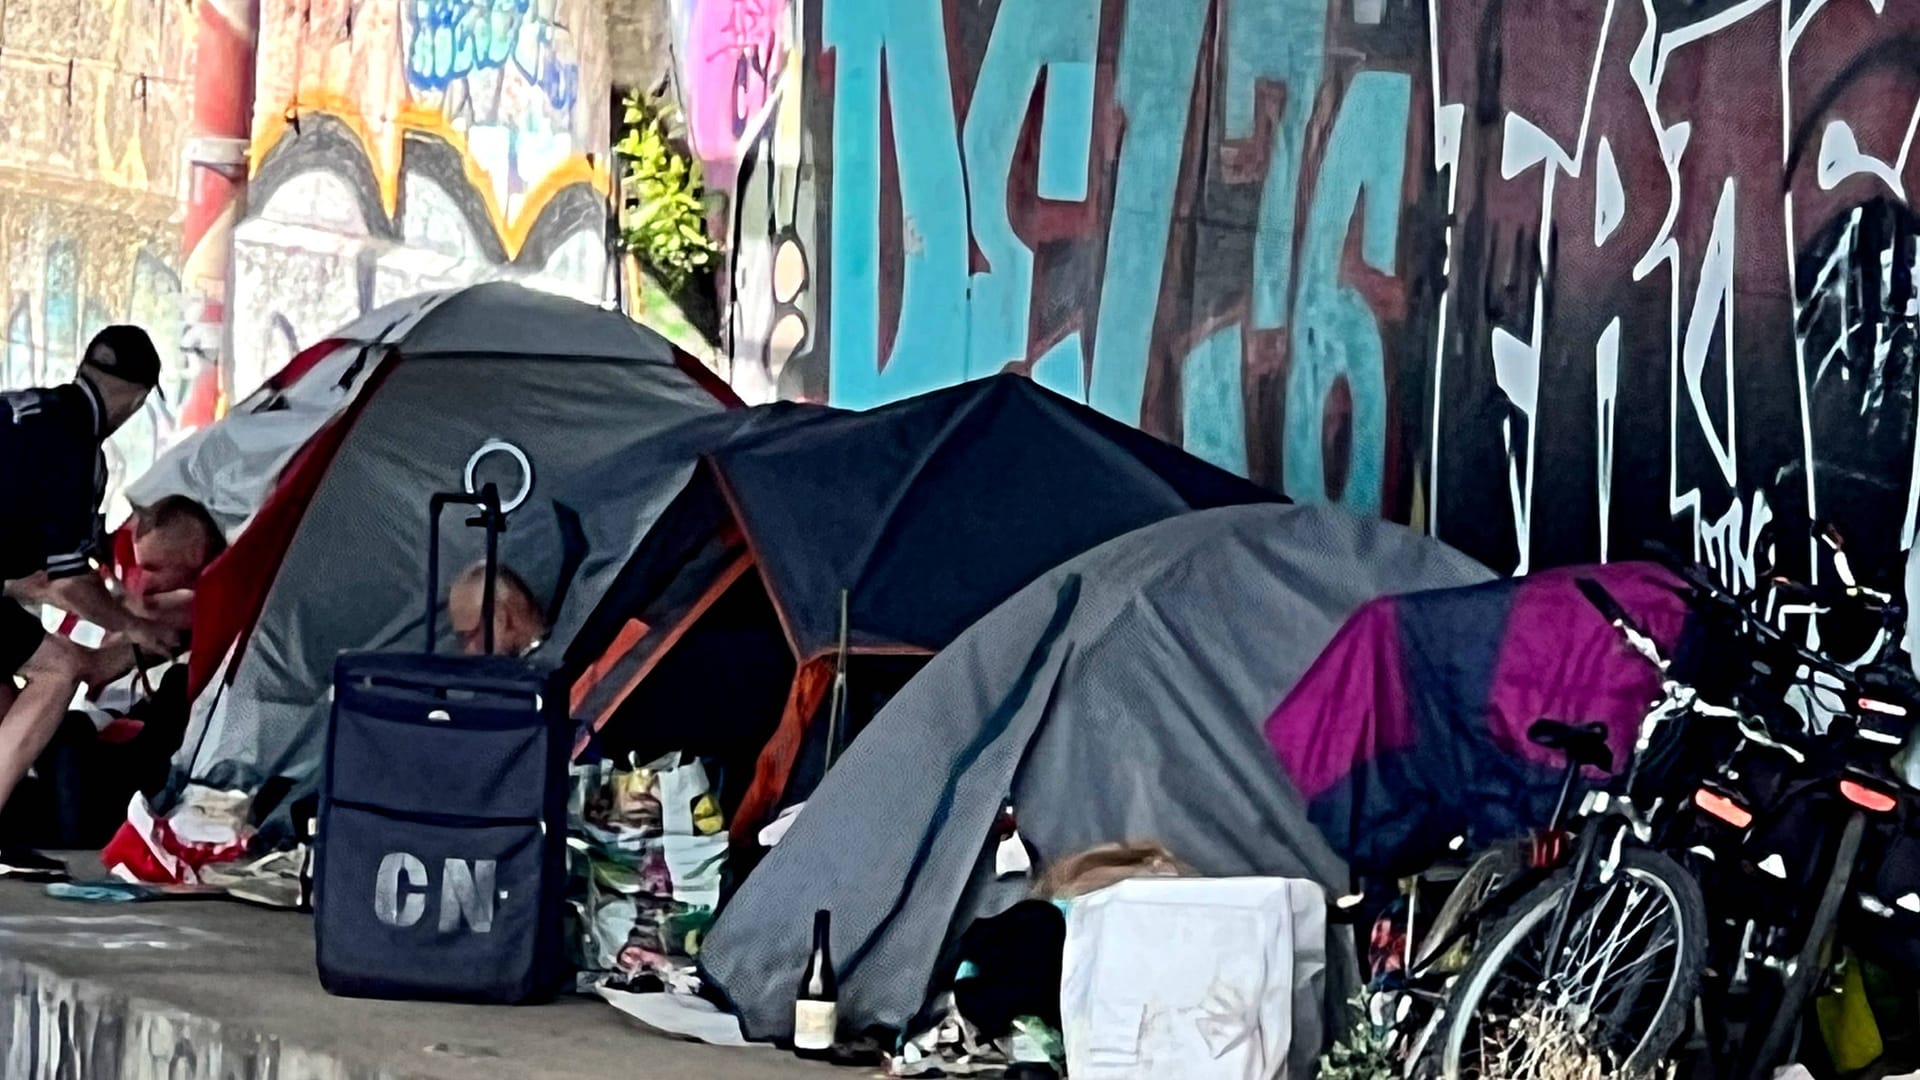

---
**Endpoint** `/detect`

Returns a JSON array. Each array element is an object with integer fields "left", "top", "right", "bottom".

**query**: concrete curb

[{"left": 0, "top": 950, "right": 401, "bottom": 1080}]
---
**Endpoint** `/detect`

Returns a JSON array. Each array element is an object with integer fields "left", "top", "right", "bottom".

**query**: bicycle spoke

[{"left": 1451, "top": 867, "right": 1691, "bottom": 1079}]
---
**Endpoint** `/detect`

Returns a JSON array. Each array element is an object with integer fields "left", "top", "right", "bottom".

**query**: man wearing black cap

[{"left": 0, "top": 326, "right": 182, "bottom": 877}]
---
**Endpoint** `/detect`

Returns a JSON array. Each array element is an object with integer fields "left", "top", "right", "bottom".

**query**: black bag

[
  {"left": 314, "top": 485, "right": 571, "bottom": 1004},
  {"left": 1853, "top": 816, "right": 1920, "bottom": 977}
]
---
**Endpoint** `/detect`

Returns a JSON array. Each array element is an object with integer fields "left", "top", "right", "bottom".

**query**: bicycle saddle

[{"left": 1527, "top": 719, "right": 1615, "bottom": 771}]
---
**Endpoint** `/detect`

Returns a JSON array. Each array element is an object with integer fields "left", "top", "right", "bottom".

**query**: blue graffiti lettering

[
  {"left": 1283, "top": 70, "right": 1411, "bottom": 513},
  {"left": 1226, "top": 0, "right": 1327, "bottom": 330},
  {"left": 407, "top": 0, "right": 578, "bottom": 112},
  {"left": 1037, "top": 61, "right": 1095, "bottom": 203},
  {"left": 1085, "top": 0, "right": 1211, "bottom": 426},
  {"left": 1031, "top": 332, "right": 1087, "bottom": 401},
  {"left": 814, "top": 0, "right": 1417, "bottom": 494},
  {"left": 962, "top": 0, "right": 1099, "bottom": 382},
  {"left": 960, "top": 0, "right": 1098, "bottom": 382},
  {"left": 825, "top": 0, "right": 970, "bottom": 410},
  {"left": 1183, "top": 325, "right": 1248, "bottom": 475},
  {"left": 513, "top": 12, "right": 580, "bottom": 112}
]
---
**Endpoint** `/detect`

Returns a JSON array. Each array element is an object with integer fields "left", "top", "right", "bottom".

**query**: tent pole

[{"left": 825, "top": 590, "right": 849, "bottom": 770}]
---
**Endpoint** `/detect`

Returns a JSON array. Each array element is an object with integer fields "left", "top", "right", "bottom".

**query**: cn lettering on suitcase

[{"left": 374, "top": 853, "right": 499, "bottom": 933}]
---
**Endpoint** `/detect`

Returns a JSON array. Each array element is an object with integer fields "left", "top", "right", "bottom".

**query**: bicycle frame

[{"left": 1395, "top": 656, "right": 1702, "bottom": 998}]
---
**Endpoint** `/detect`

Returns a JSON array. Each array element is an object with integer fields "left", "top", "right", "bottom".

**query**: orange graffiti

[
  {"left": 250, "top": 98, "right": 609, "bottom": 260},
  {"left": 247, "top": 0, "right": 609, "bottom": 257}
]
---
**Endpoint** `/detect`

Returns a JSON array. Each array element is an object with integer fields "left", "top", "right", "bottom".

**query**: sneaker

[
  {"left": 200, "top": 849, "right": 303, "bottom": 909},
  {"left": 0, "top": 848, "right": 69, "bottom": 882}
]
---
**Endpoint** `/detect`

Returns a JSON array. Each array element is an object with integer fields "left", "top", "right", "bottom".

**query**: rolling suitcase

[{"left": 314, "top": 484, "right": 572, "bottom": 1003}]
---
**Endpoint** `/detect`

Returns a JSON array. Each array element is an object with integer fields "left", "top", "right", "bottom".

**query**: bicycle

[
  {"left": 1652, "top": 556, "right": 1919, "bottom": 1079},
  {"left": 1423, "top": 568, "right": 1788, "bottom": 1079},
  {"left": 1367, "top": 719, "right": 1614, "bottom": 1073},
  {"left": 1396, "top": 542, "right": 1916, "bottom": 1079},
  {"left": 1373, "top": 572, "right": 1731, "bottom": 1078}
]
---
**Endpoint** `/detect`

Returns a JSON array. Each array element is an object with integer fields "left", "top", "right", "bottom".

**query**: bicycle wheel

[
  {"left": 1738, "top": 809, "right": 1863, "bottom": 1080},
  {"left": 1416, "top": 841, "right": 1526, "bottom": 972},
  {"left": 1438, "top": 847, "right": 1707, "bottom": 1079}
]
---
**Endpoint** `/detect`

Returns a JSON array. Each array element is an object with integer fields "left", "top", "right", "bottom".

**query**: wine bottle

[{"left": 793, "top": 909, "right": 838, "bottom": 1059}]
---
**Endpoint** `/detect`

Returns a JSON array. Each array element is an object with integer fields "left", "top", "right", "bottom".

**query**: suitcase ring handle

[{"left": 464, "top": 439, "right": 533, "bottom": 515}]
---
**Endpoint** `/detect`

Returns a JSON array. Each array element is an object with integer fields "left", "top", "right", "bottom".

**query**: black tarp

[
  {"left": 567, "top": 374, "right": 1281, "bottom": 827},
  {"left": 713, "top": 373, "right": 1281, "bottom": 658}
]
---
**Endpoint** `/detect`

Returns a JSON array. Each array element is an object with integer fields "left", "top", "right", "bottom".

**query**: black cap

[{"left": 81, "top": 325, "right": 163, "bottom": 395}]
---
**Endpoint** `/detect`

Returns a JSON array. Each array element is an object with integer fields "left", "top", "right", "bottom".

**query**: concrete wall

[
  {"left": 0, "top": 954, "right": 385, "bottom": 1080},
  {"left": 663, "top": 0, "right": 812, "bottom": 407},
  {"left": 230, "top": 0, "right": 618, "bottom": 397},
  {"left": 0, "top": 0, "right": 194, "bottom": 518},
  {"left": 688, "top": 0, "right": 1920, "bottom": 582}
]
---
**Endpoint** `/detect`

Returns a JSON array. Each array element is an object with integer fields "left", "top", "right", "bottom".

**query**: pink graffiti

[{"left": 685, "top": 0, "right": 789, "bottom": 170}]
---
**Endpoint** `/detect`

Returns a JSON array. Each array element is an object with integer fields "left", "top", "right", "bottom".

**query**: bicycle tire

[
  {"left": 1739, "top": 809, "right": 1864, "bottom": 1080},
  {"left": 1415, "top": 841, "right": 1526, "bottom": 972},
  {"left": 1437, "top": 847, "right": 1707, "bottom": 1079}
]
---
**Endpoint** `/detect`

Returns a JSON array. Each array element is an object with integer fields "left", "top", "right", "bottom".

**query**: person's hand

[
  {"left": 139, "top": 588, "right": 197, "bottom": 633},
  {"left": 78, "top": 639, "right": 137, "bottom": 691},
  {"left": 123, "top": 617, "right": 184, "bottom": 659},
  {"left": 3, "top": 571, "right": 50, "bottom": 602}
]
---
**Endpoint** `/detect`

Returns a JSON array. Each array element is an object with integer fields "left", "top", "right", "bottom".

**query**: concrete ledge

[
  {"left": 0, "top": 880, "right": 828, "bottom": 1080},
  {"left": 0, "top": 950, "right": 384, "bottom": 1079}
]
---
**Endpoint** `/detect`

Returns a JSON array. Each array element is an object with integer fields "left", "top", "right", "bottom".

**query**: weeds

[
  {"left": 1476, "top": 1007, "right": 1676, "bottom": 1080},
  {"left": 1317, "top": 993, "right": 1398, "bottom": 1080}
]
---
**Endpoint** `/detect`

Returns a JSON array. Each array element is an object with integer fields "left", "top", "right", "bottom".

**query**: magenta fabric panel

[
  {"left": 1483, "top": 562, "right": 1690, "bottom": 776},
  {"left": 1263, "top": 595, "right": 1415, "bottom": 801}
]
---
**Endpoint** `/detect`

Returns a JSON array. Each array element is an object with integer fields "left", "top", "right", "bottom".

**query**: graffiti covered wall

[
  {"left": 231, "top": 0, "right": 615, "bottom": 396},
  {"left": 1420, "top": 0, "right": 1920, "bottom": 584},
  {"left": 668, "top": 0, "right": 816, "bottom": 404},
  {"left": 0, "top": 0, "right": 194, "bottom": 518},
  {"left": 697, "top": 0, "right": 1920, "bottom": 581}
]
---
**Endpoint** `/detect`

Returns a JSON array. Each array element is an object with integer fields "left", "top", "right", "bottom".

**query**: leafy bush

[
  {"left": 1319, "top": 994, "right": 1397, "bottom": 1080},
  {"left": 615, "top": 93, "right": 719, "bottom": 295}
]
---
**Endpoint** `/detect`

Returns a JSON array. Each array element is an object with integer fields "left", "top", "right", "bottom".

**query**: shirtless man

[{"left": 126, "top": 496, "right": 225, "bottom": 635}]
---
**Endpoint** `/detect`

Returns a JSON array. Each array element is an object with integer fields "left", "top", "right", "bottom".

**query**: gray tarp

[
  {"left": 701, "top": 503, "right": 1495, "bottom": 1048},
  {"left": 124, "top": 293, "right": 477, "bottom": 535}
]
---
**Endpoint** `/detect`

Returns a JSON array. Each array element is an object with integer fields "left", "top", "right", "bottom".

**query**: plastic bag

[{"left": 571, "top": 753, "right": 727, "bottom": 978}]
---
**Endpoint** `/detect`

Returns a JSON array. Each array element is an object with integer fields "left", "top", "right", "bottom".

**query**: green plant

[
  {"left": 1476, "top": 1007, "right": 1677, "bottom": 1080},
  {"left": 615, "top": 93, "right": 719, "bottom": 294},
  {"left": 1319, "top": 994, "right": 1397, "bottom": 1080}
]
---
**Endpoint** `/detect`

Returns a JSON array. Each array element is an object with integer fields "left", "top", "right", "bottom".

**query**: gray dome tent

[
  {"left": 124, "top": 298, "right": 470, "bottom": 538},
  {"left": 699, "top": 503, "right": 1494, "bottom": 1058},
  {"left": 173, "top": 283, "right": 738, "bottom": 797}
]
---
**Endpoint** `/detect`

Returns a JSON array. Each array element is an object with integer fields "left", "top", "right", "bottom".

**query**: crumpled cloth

[
  {"left": 891, "top": 995, "right": 1012, "bottom": 1078},
  {"left": 100, "top": 788, "right": 252, "bottom": 885}
]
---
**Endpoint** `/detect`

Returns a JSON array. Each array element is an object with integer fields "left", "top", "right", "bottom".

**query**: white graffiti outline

[
  {"left": 1424, "top": 0, "right": 1463, "bottom": 538},
  {"left": 1597, "top": 317, "right": 1621, "bottom": 561},
  {"left": 1623, "top": 0, "right": 1778, "bottom": 585},
  {"left": 1779, "top": 0, "right": 1820, "bottom": 581},
  {"left": 1460, "top": 0, "right": 1619, "bottom": 572}
]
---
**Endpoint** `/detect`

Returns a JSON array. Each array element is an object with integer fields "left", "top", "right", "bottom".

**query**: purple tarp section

[{"left": 1264, "top": 562, "right": 1692, "bottom": 875}]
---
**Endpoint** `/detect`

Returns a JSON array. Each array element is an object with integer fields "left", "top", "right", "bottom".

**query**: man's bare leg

[{"left": 0, "top": 635, "right": 82, "bottom": 814}]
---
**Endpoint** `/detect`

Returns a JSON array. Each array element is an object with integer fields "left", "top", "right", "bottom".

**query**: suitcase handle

[{"left": 426, "top": 484, "right": 506, "bottom": 654}]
